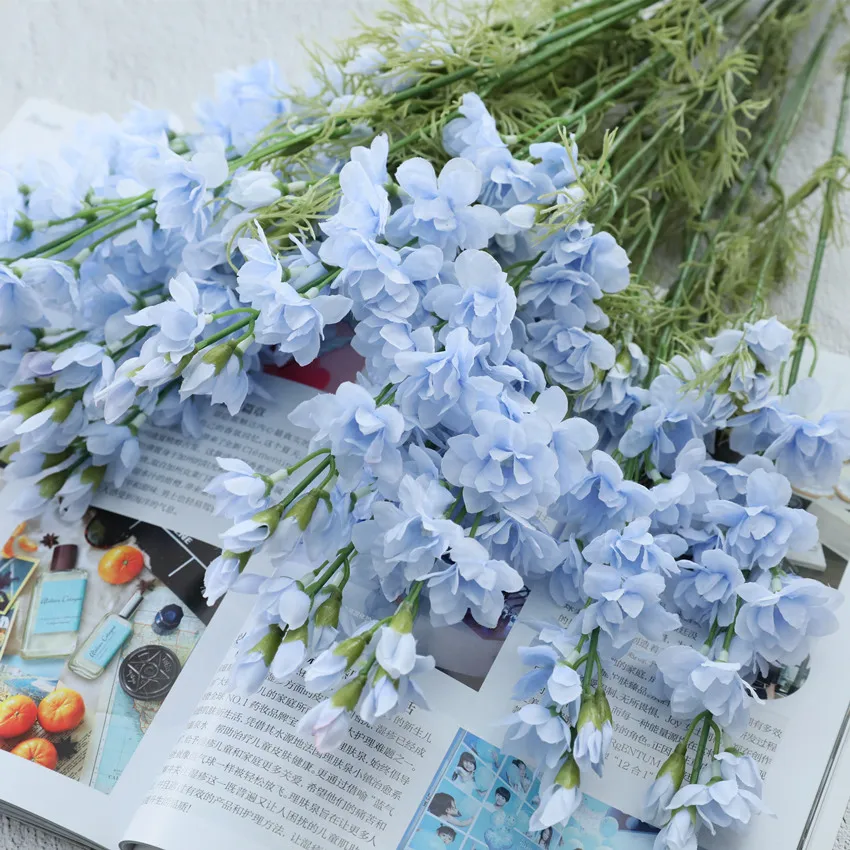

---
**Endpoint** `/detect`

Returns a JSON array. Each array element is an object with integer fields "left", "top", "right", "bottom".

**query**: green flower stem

[
  {"left": 9, "top": 192, "right": 154, "bottom": 262},
  {"left": 581, "top": 628, "right": 600, "bottom": 693},
  {"left": 787, "top": 60, "right": 850, "bottom": 388},
  {"left": 285, "top": 448, "right": 331, "bottom": 476},
  {"left": 39, "top": 329, "right": 88, "bottom": 352},
  {"left": 533, "top": 55, "right": 666, "bottom": 143},
  {"left": 701, "top": 617, "right": 721, "bottom": 653},
  {"left": 682, "top": 710, "right": 711, "bottom": 747},
  {"left": 528, "top": 0, "right": 653, "bottom": 52},
  {"left": 484, "top": 0, "right": 655, "bottom": 96},
  {"left": 767, "top": 12, "right": 836, "bottom": 183},
  {"left": 690, "top": 715, "right": 714, "bottom": 783},
  {"left": 305, "top": 543, "right": 356, "bottom": 596},
  {"left": 632, "top": 199, "right": 669, "bottom": 287},
  {"left": 68, "top": 212, "right": 156, "bottom": 262},
  {"left": 646, "top": 22, "right": 834, "bottom": 381},
  {"left": 194, "top": 313, "right": 258, "bottom": 352},
  {"left": 297, "top": 267, "right": 341, "bottom": 295},
  {"left": 721, "top": 598, "right": 743, "bottom": 654},
  {"left": 278, "top": 457, "right": 333, "bottom": 514}
]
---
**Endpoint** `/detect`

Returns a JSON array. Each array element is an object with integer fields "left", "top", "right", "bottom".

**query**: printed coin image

[{"left": 119, "top": 645, "right": 181, "bottom": 701}]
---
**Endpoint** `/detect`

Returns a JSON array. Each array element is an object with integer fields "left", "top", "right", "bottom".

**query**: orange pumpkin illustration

[
  {"left": 11, "top": 737, "right": 58, "bottom": 769},
  {"left": 98, "top": 545, "right": 145, "bottom": 585},
  {"left": 0, "top": 695, "right": 37, "bottom": 738},
  {"left": 38, "top": 688, "right": 85, "bottom": 733}
]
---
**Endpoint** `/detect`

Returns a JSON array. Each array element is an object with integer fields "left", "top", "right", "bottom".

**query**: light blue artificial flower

[
  {"left": 128, "top": 272, "right": 209, "bottom": 357},
  {"left": 205, "top": 457, "right": 271, "bottom": 521},
  {"left": 203, "top": 551, "right": 258, "bottom": 605},
  {"left": 387, "top": 156, "right": 500, "bottom": 254},
  {"left": 254, "top": 575, "right": 312, "bottom": 630},
  {"left": 654, "top": 645, "right": 756, "bottom": 735},
  {"left": 0, "top": 266, "right": 43, "bottom": 331},
  {"left": 425, "top": 249, "right": 516, "bottom": 363},
  {"left": 351, "top": 472, "right": 461, "bottom": 599},
  {"left": 742, "top": 317, "right": 793, "bottom": 373},
  {"left": 358, "top": 653, "right": 434, "bottom": 725},
  {"left": 672, "top": 550, "right": 744, "bottom": 627},
  {"left": 52, "top": 342, "right": 107, "bottom": 392},
  {"left": 669, "top": 774, "right": 766, "bottom": 835},
  {"left": 196, "top": 60, "right": 290, "bottom": 154},
  {"left": 619, "top": 373, "right": 709, "bottom": 476},
  {"left": 556, "top": 449, "right": 655, "bottom": 541},
  {"left": 705, "top": 468, "right": 818, "bottom": 569},
  {"left": 426, "top": 535, "right": 523, "bottom": 628},
  {"left": 527, "top": 322, "right": 616, "bottom": 391},
  {"left": 653, "top": 807, "right": 698, "bottom": 850},
  {"left": 319, "top": 135, "right": 390, "bottom": 253},
  {"left": 577, "top": 564, "right": 680, "bottom": 648},
  {"left": 179, "top": 345, "right": 253, "bottom": 415},
  {"left": 513, "top": 625, "right": 582, "bottom": 708},
  {"left": 83, "top": 420, "right": 140, "bottom": 487},
  {"left": 583, "top": 517, "right": 683, "bottom": 577},
  {"left": 700, "top": 454, "right": 773, "bottom": 503},
  {"left": 394, "top": 326, "right": 503, "bottom": 431},
  {"left": 228, "top": 169, "right": 283, "bottom": 209},
  {"left": 257, "top": 284, "right": 351, "bottom": 365},
  {"left": 549, "top": 535, "right": 586, "bottom": 606},
  {"left": 502, "top": 702, "right": 572, "bottom": 773},
  {"left": 443, "top": 93, "right": 506, "bottom": 160},
  {"left": 441, "top": 399, "right": 561, "bottom": 518},
  {"left": 375, "top": 625, "right": 417, "bottom": 678},
  {"left": 14, "top": 397, "right": 87, "bottom": 454},
  {"left": 735, "top": 575, "right": 841, "bottom": 664},
  {"left": 517, "top": 260, "right": 606, "bottom": 329},
  {"left": 529, "top": 140, "right": 580, "bottom": 189},
  {"left": 140, "top": 138, "right": 229, "bottom": 242},
  {"left": 56, "top": 464, "right": 99, "bottom": 521},
  {"left": 342, "top": 242, "right": 441, "bottom": 323},
  {"left": 477, "top": 513, "right": 564, "bottom": 582},
  {"left": 0, "top": 169, "right": 23, "bottom": 243},
  {"left": 16, "top": 259, "right": 77, "bottom": 314},
  {"left": 352, "top": 315, "right": 418, "bottom": 385},
  {"left": 291, "top": 381, "right": 407, "bottom": 486},
  {"left": 765, "top": 409, "right": 850, "bottom": 496},
  {"left": 733, "top": 379, "right": 850, "bottom": 495},
  {"left": 651, "top": 438, "right": 718, "bottom": 532}
]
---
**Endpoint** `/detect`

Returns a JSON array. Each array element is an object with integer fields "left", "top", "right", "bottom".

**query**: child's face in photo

[
  {"left": 439, "top": 831, "right": 453, "bottom": 846},
  {"left": 495, "top": 794, "right": 508, "bottom": 808}
]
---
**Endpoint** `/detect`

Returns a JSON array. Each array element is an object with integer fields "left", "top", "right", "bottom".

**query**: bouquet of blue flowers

[{"left": 1, "top": 0, "right": 849, "bottom": 846}]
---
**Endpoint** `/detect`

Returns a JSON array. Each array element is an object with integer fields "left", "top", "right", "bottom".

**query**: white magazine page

[
  {"left": 122, "top": 578, "right": 850, "bottom": 850},
  {"left": 0, "top": 373, "right": 318, "bottom": 849}
]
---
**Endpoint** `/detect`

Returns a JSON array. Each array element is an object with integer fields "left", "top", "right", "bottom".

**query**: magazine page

[
  {"left": 121, "top": 440, "right": 850, "bottom": 850},
  {"left": 0, "top": 374, "right": 320, "bottom": 849}
]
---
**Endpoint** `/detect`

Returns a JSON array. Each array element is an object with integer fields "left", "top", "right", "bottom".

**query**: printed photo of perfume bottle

[
  {"left": 68, "top": 589, "right": 145, "bottom": 680},
  {"left": 21, "top": 544, "right": 88, "bottom": 660}
]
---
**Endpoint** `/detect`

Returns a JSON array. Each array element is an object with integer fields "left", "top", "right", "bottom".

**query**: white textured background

[{"left": 1, "top": 2, "right": 850, "bottom": 849}]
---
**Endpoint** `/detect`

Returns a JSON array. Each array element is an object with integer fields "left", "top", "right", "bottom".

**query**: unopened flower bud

[
  {"left": 286, "top": 490, "right": 321, "bottom": 531},
  {"left": 331, "top": 674, "right": 366, "bottom": 711}
]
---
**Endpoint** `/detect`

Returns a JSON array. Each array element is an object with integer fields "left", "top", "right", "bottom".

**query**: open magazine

[
  {"left": 0, "top": 365, "right": 849, "bottom": 850},
  {"left": 2, "top": 101, "right": 850, "bottom": 850}
]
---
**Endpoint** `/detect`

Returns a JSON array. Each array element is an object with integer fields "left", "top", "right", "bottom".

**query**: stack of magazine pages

[{"left": 2, "top": 100, "right": 850, "bottom": 850}]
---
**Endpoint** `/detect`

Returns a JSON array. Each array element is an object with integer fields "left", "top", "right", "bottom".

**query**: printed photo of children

[{"left": 398, "top": 730, "right": 659, "bottom": 850}]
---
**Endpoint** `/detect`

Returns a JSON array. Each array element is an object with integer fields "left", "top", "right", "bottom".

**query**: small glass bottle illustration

[
  {"left": 68, "top": 590, "right": 144, "bottom": 680},
  {"left": 21, "top": 544, "right": 88, "bottom": 660}
]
